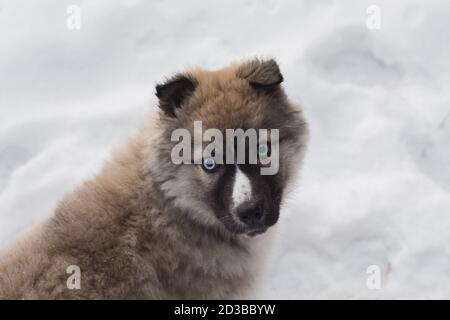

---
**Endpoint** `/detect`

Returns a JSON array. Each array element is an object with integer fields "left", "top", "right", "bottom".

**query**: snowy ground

[{"left": 1, "top": 0, "right": 450, "bottom": 299}]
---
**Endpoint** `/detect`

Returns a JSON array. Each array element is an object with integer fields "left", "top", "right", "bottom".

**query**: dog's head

[{"left": 150, "top": 59, "right": 308, "bottom": 236}]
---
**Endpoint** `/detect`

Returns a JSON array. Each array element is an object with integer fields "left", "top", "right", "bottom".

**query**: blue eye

[
  {"left": 258, "top": 143, "right": 271, "bottom": 157},
  {"left": 202, "top": 157, "right": 218, "bottom": 173}
]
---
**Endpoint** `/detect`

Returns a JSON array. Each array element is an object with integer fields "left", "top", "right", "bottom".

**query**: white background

[{"left": 1, "top": 0, "right": 450, "bottom": 298}]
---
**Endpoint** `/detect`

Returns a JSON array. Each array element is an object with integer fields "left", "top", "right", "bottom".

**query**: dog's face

[{"left": 151, "top": 59, "right": 308, "bottom": 236}]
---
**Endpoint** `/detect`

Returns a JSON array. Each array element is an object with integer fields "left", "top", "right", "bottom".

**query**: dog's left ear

[
  {"left": 155, "top": 74, "right": 196, "bottom": 117},
  {"left": 236, "top": 59, "right": 283, "bottom": 88}
]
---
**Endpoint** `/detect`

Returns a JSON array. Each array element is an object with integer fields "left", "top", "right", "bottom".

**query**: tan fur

[{"left": 0, "top": 59, "right": 308, "bottom": 299}]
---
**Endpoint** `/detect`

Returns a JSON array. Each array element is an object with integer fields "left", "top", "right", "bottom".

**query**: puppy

[{"left": 0, "top": 59, "right": 308, "bottom": 299}]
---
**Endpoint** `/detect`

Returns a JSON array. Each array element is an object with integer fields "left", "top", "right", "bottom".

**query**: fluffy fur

[{"left": 0, "top": 59, "right": 308, "bottom": 299}]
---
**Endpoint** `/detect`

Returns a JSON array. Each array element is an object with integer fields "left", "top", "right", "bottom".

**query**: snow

[{"left": 1, "top": 0, "right": 450, "bottom": 299}]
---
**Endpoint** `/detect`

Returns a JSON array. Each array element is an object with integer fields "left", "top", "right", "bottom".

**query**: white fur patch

[{"left": 232, "top": 167, "right": 252, "bottom": 208}]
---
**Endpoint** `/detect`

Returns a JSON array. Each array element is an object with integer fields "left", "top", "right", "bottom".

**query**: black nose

[{"left": 236, "top": 201, "right": 264, "bottom": 227}]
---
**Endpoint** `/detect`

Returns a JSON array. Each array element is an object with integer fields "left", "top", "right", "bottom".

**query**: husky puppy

[{"left": 0, "top": 59, "right": 308, "bottom": 299}]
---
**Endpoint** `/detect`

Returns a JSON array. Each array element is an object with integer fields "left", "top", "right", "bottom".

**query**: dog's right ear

[
  {"left": 155, "top": 74, "right": 196, "bottom": 117},
  {"left": 236, "top": 59, "right": 283, "bottom": 88}
]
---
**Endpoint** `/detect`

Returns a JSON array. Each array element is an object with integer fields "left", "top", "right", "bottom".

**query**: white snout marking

[{"left": 232, "top": 166, "right": 252, "bottom": 208}]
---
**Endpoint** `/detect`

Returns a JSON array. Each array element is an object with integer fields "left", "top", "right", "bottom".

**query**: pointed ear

[
  {"left": 236, "top": 59, "right": 283, "bottom": 88},
  {"left": 155, "top": 74, "right": 196, "bottom": 117}
]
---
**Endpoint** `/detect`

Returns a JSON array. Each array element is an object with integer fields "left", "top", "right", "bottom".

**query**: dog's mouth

[
  {"left": 217, "top": 211, "right": 273, "bottom": 237},
  {"left": 244, "top": 227, "right": 268, "bottom": 237},
  {"left": 225, "top": 222, "right": 269, "bottom": 237}
]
